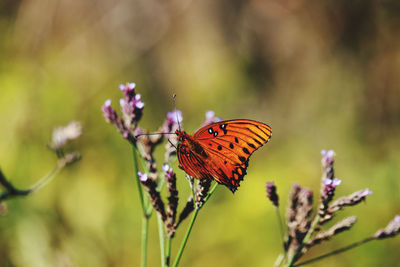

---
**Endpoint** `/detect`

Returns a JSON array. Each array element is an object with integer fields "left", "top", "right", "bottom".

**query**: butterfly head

[{"left": 175, "top": 130, "right": 186, "bottom": 142}]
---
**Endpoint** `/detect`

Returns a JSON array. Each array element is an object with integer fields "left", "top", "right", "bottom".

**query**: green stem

[
  {"left": 166, "top": 235, "right": 172, "bottom": 267},
  {"left": 274, "top": 253, "right": 285, "bottom": 267},
  {"left": 200, "top": 183, "right": 218, "bottom": 208},
  {"left": 0, "top": 156, "right": 72, "bottom": 201},
  {"left": 293, "top": 236, "right": 375, "bottom": 267},
  {"left": 172, "top": 208, "right": 199, "bottom": 267},
  {"left": 273, "top": 206, "right": 286, "bottom": 266},
  {"left": 141, "top": 216, "right": 149, "bottom": 267},
  {"left": 157, "top": 215, "right": 166, "bottom": 267},
  {"left": 286, "top": 215, "right": 321, "bottom": 267},
  {"left": 172, "top": 183, "right": 218, "bottom": 267},
  {"left": 132, "top": 145, "right": 150, "bottom": 267},
  {"left": 131, "top": 146, "right": 147, "bottom": 217},
  {"left": 274, "top": 206, "right": 285, "bottom": 249}
]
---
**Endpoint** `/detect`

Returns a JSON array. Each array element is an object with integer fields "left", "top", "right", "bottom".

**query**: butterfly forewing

[{"left": 191, "top": 119, "right": 272, "bottom": 192}]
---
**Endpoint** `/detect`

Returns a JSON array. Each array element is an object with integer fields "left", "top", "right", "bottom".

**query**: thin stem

[
  {"left": 131, "top": 145, "right": 150, "bottom": 267},
  {"left": 274, "top": 253, "right": 285, "bottom": 267},
  {"left": 273, "top": 206, "right": 286, "bottom": 266},
  {"left": 286, "top": 214, "right": 321, "bottom": 266},
  {"left": 131, "top": 145, "right": 148, "bottom": 217},
  {"left": 141, "top": 216, "right": 149, "bottom": 267},
  {"left": 0, "top": 156, "right": 73, "bottom": 202},
  {"left": 157, "top": 215, "right": 166, "bottom": 267},
  {"left": 199, "top": 183, "right": 218, "bottom": 208},
  {"left": 274, "top": 206, "right": 285, "bottom": 249},
  {"left": 172, "top": 183, "right": 218, "bottom": 267},
  {"left": 172, "top": 208, "right": 199, "bottom": 267},
  {"left": 293, "top": 236, "right": 375, "bottom": 267},
  {"left": 166, "top": 235, "right": 172, "bottom": 267}
]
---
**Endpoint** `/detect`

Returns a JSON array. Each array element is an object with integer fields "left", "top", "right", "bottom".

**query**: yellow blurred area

[{"left": 0, "top": 0, "right": 399, "bottom": 266}]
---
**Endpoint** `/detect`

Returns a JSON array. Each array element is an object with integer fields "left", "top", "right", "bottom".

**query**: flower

[
  {"left": 321, "top": 150, "right": 335, "bottom": 165},
  {"left": 102, "top": 83, "right": 145, "bottom": 144},
  {"left": 322, "top": 177, "right": 341, "bottom": 202},
  {"left": 163, "top": 110, "right": 183, "bottom": 133},
  {"left": 201, "top": 110, "right": 223, "bottom": 127},
  {"left": 138, "top": 171, "right": 148, "bottom": 182},
  {"left": 119, "top": 83, "right": 144, "bottom": 127}
]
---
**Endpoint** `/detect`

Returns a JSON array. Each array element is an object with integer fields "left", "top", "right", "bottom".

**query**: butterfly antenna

[
  {"left": 173, "top": 94, "right": 182, "bottom": 131},
  {"left": 135, "top": 132, "right": 176, "bottom": 138},
  {"left": 167, "top": 138, "right": 177, "bottom": 150}
]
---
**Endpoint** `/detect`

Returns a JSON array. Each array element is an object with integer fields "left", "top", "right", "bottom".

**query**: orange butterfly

[{"left": 176, "top": 119, "right": 272, "bottom": 193}]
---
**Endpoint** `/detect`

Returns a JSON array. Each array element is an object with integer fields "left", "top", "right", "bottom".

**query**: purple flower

[
  {"left": 321, "top": 150, "right": 335, "bottom": 165},
  {"left": 163, "top": 110, "right": 183, "bottom": 133},
  {"left": 163, "top": 164, "right": 176, "bottom": 182},
  {"left": 102, "top": 100, "right": 119, "bottom": 123},
  {"left": 323, "top": 177, "right": 341, "bottom": 200},
  {"left": 119, "top": 83, "right": 144, "bottom": 126},
  {"left": 361, "top": 188, "right": 372, "bottom": 197},
  {"left": 201, "top": 110, "right": 223, "bottom": 127},
  {"left": 138, "top": 171, "right": 148, "bottom": 182}
]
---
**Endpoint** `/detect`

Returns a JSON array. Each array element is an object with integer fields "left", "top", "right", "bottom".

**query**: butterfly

[{"left": 176, "top": 119, "right": 272, "bottom": 193}]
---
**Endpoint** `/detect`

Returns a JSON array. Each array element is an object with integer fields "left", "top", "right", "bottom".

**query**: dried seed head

[
  {"left": 50, "top": 121, "right": 82, "bottom": 151},
  {"left": 195, "top": 178, "right": 212, "bottom": 208},
  {"left": 320, "top": 188, "right": 372, "bottom": 223},
  {"left": 266, "top": 181, "right": 279, "bottom": 207},
  {"left": 163, "top": 165, "right": 179, "bottom": 237},
  {"left": 307, "top": 216, "right": 357, "bottom": 247},
  {"left": 138, "top": 171, "right": 166, "bottom": 221},
  {"left": 176, "top": 195, "right": 194, "bottom": 228},
  {"left": 286, "top": 185, "right": 314, "bottom": 259},
  {"left": 375, "top": 215, "right": 400, "bottom": 239},
  {"left": 319, "top": 149, "right": 338, "bottom": 218}
]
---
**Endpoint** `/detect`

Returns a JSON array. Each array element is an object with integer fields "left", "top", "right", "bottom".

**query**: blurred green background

[{"left": 0, "top": 0, "right": 399, "bottom": 266}]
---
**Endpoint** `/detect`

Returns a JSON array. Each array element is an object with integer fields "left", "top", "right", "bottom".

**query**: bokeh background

[{"left": 0, "top": 0, "right": 399, "bottom": 266}]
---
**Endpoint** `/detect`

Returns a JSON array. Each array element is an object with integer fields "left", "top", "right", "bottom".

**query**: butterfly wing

[
  {"left": 193, "top": 119, "right": 272, "bottom": 192},
  {"left": 177, "top": 143, "right": 214, "bottom": 180}
]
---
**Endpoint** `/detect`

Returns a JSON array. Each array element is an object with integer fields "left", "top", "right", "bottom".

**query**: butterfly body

[{"left": 176, "top": 119, "right": 272, "bottom": 193}]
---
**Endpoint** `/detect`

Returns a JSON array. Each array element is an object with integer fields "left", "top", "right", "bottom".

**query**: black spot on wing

[
  {"left": 248, "top": 143, "right": 256, "bottom": 149},
  {"left": 219, "top": 124, "right": 227, "bottom": 134}
]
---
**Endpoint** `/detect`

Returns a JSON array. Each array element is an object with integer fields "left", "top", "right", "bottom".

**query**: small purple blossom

[
  {"left": 361, "top": 188, "right": 372, "bottom": 197},
  {"left": 163, "top": 164, "right": 176, "bottom": 182},
  {"left": 119, "top": 82, "right": 144, "bottom": 126},
  {"left": 138, "top": 171, "right": 148, "bottom": 182},
  {"left": 167, "top": 110, "right": 183, "bottom": 124},
  {"left": 102, "top": 99, "right": 119, "bottom": 123},
  {"left": 323, "top": 178, "right": 342, "bottom": 186},
  {"left": 163, "top": 110, "right": 183, "bottom": 133},
  {"left": 323, "top": 178, "right": 341, "bottom": 201},
  {"left": 321, "top": 150, "right": 335, "bottom": 165},
  {"left": 202, "top": 110, "right": 223, "bottom": 127}
]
